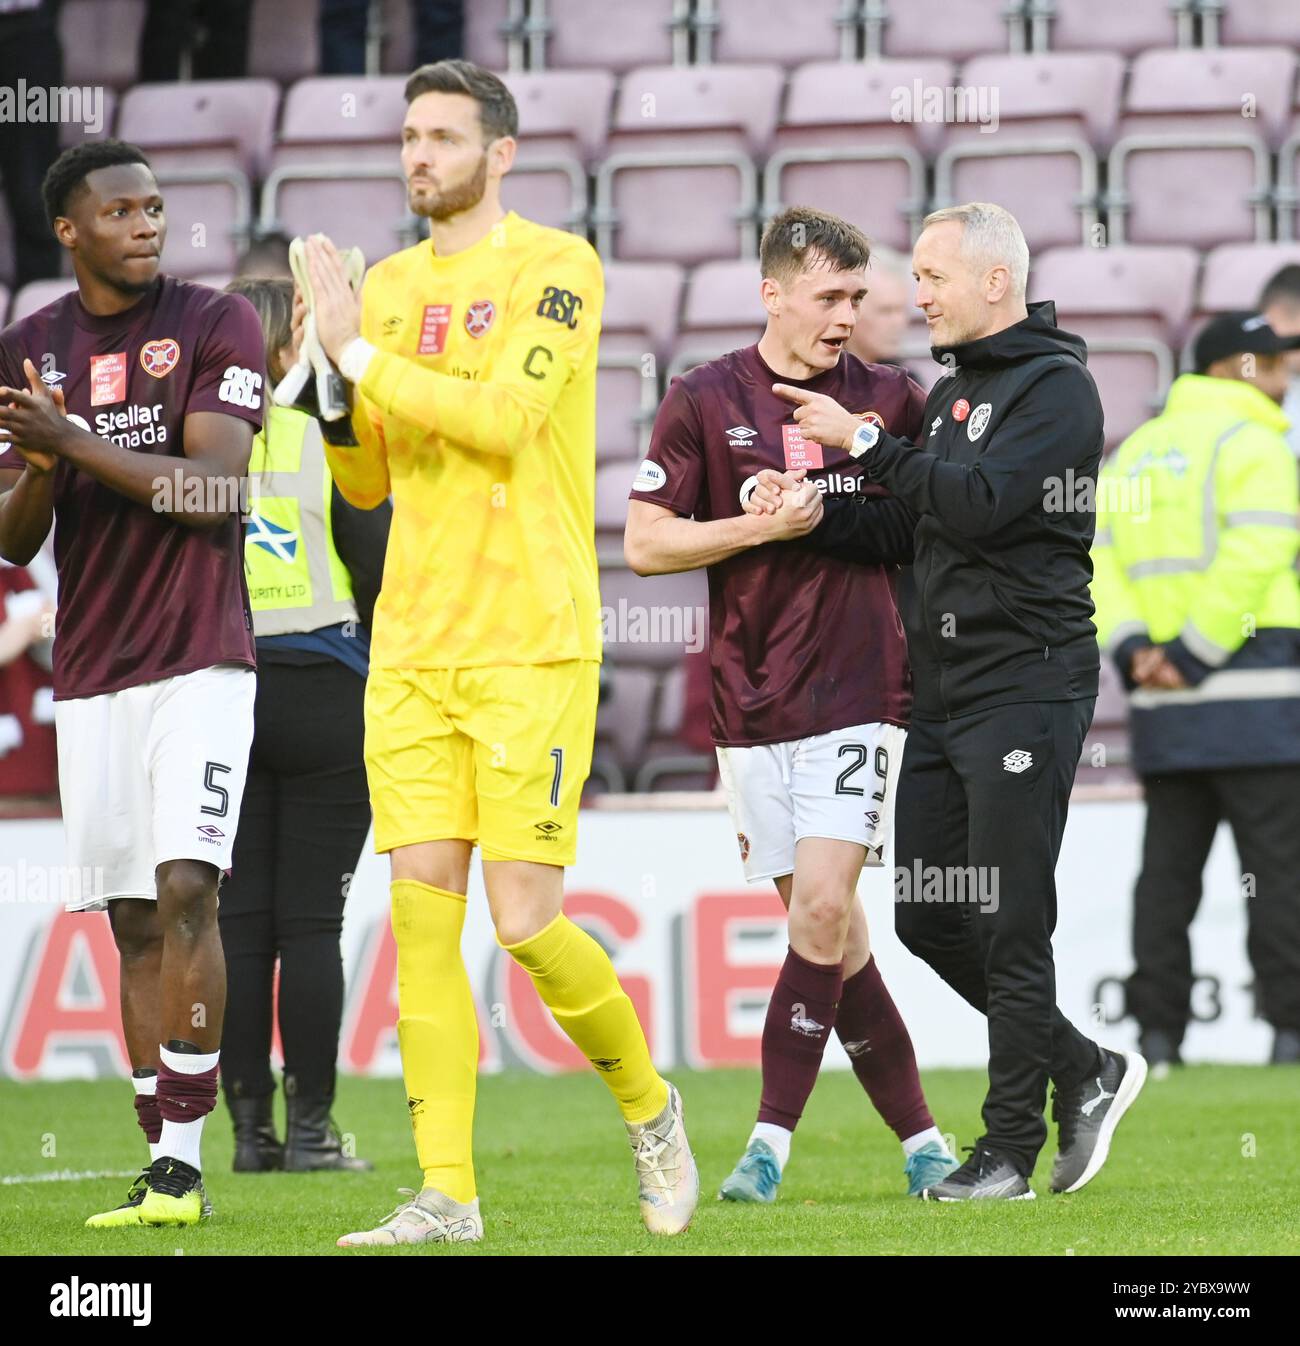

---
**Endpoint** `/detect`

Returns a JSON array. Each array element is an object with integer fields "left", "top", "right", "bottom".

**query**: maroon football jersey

[
  {"left": 0, "top": 276, "right": 264, "bottom": 700},
  {"left": 633, "top": 344, "right": 927, "bottom": 747}
]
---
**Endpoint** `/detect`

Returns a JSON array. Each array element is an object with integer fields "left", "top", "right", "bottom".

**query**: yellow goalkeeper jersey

[{"left": 327, "top": 211, "right": 604, "bottom": 669}]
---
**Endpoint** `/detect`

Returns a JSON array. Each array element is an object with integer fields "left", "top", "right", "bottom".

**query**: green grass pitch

[{"left": 2, "top": 1066, "right": 1296, "bottom": 1255}]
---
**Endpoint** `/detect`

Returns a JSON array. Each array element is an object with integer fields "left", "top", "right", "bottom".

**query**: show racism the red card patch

[
  {"left": 89, "top": 352, "right": 127, "bottom": 406},
  {"left": 781, "top": 421, "right": 824, "bottom": 470},
  {"left": 418, "top": 304, "right": 451, "bottom": 355}
]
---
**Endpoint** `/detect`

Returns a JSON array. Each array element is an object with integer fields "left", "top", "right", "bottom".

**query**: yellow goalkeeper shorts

[{"left": 364, "top": 660, "right": 598, "bottom": 864}]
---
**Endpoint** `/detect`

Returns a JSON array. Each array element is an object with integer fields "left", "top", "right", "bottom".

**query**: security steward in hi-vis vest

[
  {"left": 1091, "top": 311, "right": 1300, "bottom": 1070},
  {"left": 217, "top": 277, "right": 391, "bottom": 1177}
]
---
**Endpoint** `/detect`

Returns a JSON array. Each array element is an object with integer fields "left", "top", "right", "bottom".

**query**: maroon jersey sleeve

[
  {"left": 185, "top": 292, "right": 266, "bottom": 429},
  {"left": 0, "top": 333, "right": 27, "bottom": 470},
  {"left": 631, "top": 376, "right": 706, "bottom": 517}
]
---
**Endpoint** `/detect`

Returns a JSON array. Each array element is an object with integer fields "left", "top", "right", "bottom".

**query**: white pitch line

[{"left": 2, "top": 1168, "right": 138, "bottom": 1185}]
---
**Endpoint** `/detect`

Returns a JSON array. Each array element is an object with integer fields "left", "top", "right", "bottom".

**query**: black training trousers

[
  {"left": 894, "top": 698, "right": 1100, "bottom": 1176},
  {"left": 1129, "top": 766, "right": 1300, "bottom": 1047},
  {"left": 218, "top": 658, "right": 371, "bottom": 1100}
]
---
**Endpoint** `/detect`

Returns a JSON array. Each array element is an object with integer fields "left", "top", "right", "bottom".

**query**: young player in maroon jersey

[
  {"left": 625, "top": 207, "right": 959, "bottom": 1201},
  {"left": 0, "top": 141, "right": 265, "bottom": 1227}
]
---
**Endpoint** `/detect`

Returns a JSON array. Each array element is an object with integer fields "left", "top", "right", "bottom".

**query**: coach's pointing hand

[
  {"left": 772, "top": 383, "right": 861, "bottom": 452},
  {"left": 305, "top": 235, "right": 361, "bottom": 365}
]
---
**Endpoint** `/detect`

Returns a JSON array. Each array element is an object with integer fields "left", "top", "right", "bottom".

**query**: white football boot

[
  {"left": 626, "top": 1082, "right": 699, "bottom": 1235},
  {"left": 336, "top": 1187, "right": 483, "bottom": 1247}
]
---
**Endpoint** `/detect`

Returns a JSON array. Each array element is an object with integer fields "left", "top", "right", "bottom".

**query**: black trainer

[
  {"left": 1049, "top": 1047, "right": 1147, "bottom": 1194},
  {"left": 1139, "top": 1029, "right": 1182, "bottom": 1077},
  {"left": 921, "top": 1145, "right": 1035, "bottom": 1202}
]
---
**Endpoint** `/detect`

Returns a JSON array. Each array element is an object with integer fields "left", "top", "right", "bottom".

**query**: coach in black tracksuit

[{"left": 769, "top": 203, "right": 1147, "bottom": 1200}]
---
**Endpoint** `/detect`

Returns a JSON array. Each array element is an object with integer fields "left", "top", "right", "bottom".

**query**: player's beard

[{"left": 409, "top": 152, "right": 489, "bottom": 221}]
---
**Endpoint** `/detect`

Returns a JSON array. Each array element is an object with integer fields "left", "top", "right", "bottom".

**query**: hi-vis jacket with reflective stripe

[{"left": 1091, "top": 373, "right": 1300, "bottom": 773}]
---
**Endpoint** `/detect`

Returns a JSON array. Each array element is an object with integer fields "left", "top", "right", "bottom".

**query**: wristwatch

[{"left": 848, "top": 421, "right": 880, "bottom": 459}]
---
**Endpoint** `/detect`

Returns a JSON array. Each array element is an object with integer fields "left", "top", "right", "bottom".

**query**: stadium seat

[
  {"left": 868, "top": 0, "right": 1027, "bottom": 60},
  {"left": 765, "top": 59, "right": 952, "bottom": 253},
  {"left": 248, "top": 0, "right": 321, "bottom": 85},
  {"left": 117, "top": 80, "right": 280, "bottom": 180},
  {"left": 1029, "top": 245, "right": 1199, "bottom": 345},
  {"left": 599, "top": 262, "right": 683, "bottom": 462},
  {"left": 1029, "top": 245, "right": 1192, "bottom": 448},
  {"left": 1106, "top": 47, "right": 1295, "bottom": 248},
  {"left": 594, "top": 64, "right": 783, "bottom": 263},
  {"left": 698, "top": 0, "right": 858, "bottom": 66},
  {"left": 261, "top": 76, "right": 414, "bottom": 264},
  {"left": 635, "top": 663, "right": 717, "bottom": 793},
  {"left": 58, "top": 88, "right": 117, "bottom": 146},
  {"left": 595, "top": 459, "right": 639, "bottom": 546},
  {"left": 1207, "top": 0, "right": 1300, "bottom": 47},
  {"left": 593, "top": 664, "right": 658, "bottom": 785},
  {"left": 535, "top": 0, "right": 689, "bottom": 72},
  {"left": 599, "top": 564, "right": 709, "bottom": 670},
  {"left": 932, "top": 53, "right": 1123, "bottom": 252},
  {"left": 1198, "top": 243, "right": 1300, "bottom": 314},
  {"left": 58, "top": 0, "right": 145, "bottom": 90},
  {"left": 668, "top": 259, "right": 765, "bottom": 379},
  {"left": 1026, "top": 0, "right": 1195, "bottom": 54},
  {"left": 499, "top": 70, "right": 615, "bottom": 232},
  {"left": 380, "top": 0, "right": 525, "bottom": 73},
  {"left": 9, "top": 279, "right": 78, "bottom": 325}
]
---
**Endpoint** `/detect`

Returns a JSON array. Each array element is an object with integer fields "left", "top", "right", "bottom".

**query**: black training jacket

[{"left": 808, "top": 302, "right": 1104, "bottom": 720}]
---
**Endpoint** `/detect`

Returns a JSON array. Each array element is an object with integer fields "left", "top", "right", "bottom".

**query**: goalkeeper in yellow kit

[{"left": 296, "top": 60, "right": 698, "bottom": 1245}]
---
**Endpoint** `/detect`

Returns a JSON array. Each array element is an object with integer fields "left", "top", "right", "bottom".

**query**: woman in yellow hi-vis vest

[{"left": 219, "top": 279, "right": 391, "bottom": 1172}]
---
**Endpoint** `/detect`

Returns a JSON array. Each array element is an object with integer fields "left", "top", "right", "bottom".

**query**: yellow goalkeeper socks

[
  {"left": 391, "top": 880, "right": 478, "bottom": 1204},
  {"left": 502, "top": 913, "right": 668, "bottom": 1125}
]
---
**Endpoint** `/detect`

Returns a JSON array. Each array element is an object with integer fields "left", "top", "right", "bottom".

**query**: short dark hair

[
  {"left": 404, "top": 59, "right": 518, "bottom": 142},
  {"left": 1259, "top": 264, "right": 1300, "bottom": 312},
  {"left": 41, "top": 139, "right": 153, "bottom": 230},
  {"left": 760, "top": 207, "right": 872, "bottom": 285},
  {"left": 235, "top": 231, "right": 293, "bottom": 281}
]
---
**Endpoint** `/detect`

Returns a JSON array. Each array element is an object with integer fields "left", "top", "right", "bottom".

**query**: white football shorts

[
  {"left": 716, "top": 721, "right": 906, "bottom": 884},
  {"left": 54, "top": 662, "right": 256, "bottom": 911}
]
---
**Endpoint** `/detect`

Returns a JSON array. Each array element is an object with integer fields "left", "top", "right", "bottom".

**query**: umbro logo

[
  {"left": 929, "top": 416, "right": 943, "bottom": 437},
  {"left": 407, "top": 1095, "right": 424, "bottom": 1114},
  {"left": 726, "top": 425, "right": 756, "bottom": 440},
  {"left": 196, "top": 824, "right": 225, "bottom": 838},
  {"left": 841, "top": 1039, "right": 870, "bottom": 1058},
  {"left": 791, "top": 1012, "right": 825, "bottom": 1038},
  {"left": 590, "top": 1057, "right": 622, "bottom": 1072},
  {"left": 40, "top": 369, "right": 66, "bottom": 387},
  {"left": 534, "top": 820, "right": 563, "bottom": 837},
  {"left": 382, "top": 315, "right": 403, "bottom": 334},
  {"left": 1002, "top": 749, "right": 1033, "bottom": 773}
]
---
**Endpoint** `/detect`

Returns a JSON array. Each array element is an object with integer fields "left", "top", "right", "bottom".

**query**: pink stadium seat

[
  {"left": 595, "top": 65, "right": 784, "bottom": 263},
  {"left": 872, "top": 0, "right": 1023, "bottom": 60},
  {"left": 500, "top": 70, "right": 615, "bottom": 232},
  {"left": 669, "top": 260, "right": 765, "bottom": 377},
  {"left": 540, "top": 0, "right": 687, "bottom": 72},
  {"left": 595, "top": 459, "right": 640, "bottom": 532},
  {"left": 1198, "top": 243, "right": 1300, "bottom": 313},
  {"left": 767, "top": 59, "right": 953, "bottom": 253},
  {"left": 1213, "top": 0, "right": 1300, "bottom": 47},
  {"left": 599, "top": 565, "right": 709, "bottom": 670},
  {"left": 248, "top": 0, "right": 321, "bottom": 85},
  {"left": 593, "top": 664, "right": 658, "bottom": 783},
  {"left": 262, "top": 77, "right": 412, "bottom": 263},
  {"left": 9, "top": 279, "right": 78, "bottom": 325},
  {"left": 58, "top": 0, "right": 145, "bottom": 90},
  {"left": 636, "top": 661, "right": 716, "bottom": 792},
  {"left": 603, "top": 262, "right": 685, "bottom": 358},
  {"left": 933, "top": 53, "right": 1123, "bottom": 251},
  {"left": 599, "top": 262, "right": 683, "bottom": 461},
  {"left": 1028, "top": 245, "right": 1190, "bottom": 448},
  {"left": 1107, "top": 47, "right": 1296, "bottom": 248},
  {"left": 1028, "top": 245, "right": 1199, "bottom": 345},
  {"left": 58, "top": 89, "right": 117, "bottom": 147},
  {"left": 1029, "top": 0, "right": 1194, "bottom": 55},
  {"left": 156, "top": 178, "right": 253, "bottom": 278},
  {"left": 703, "top": 0, "right": 857, "bottom": 66},
  {"left": 117, "top": 81, "right": 281, "bottom": 180},
  {"left": 380, "top": 0, "right": 522, "bottom": 74}
]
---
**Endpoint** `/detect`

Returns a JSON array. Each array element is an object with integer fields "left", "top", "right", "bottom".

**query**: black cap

[{"left": 1193, "top": 311, "right": 1300, "bottom": 373}]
